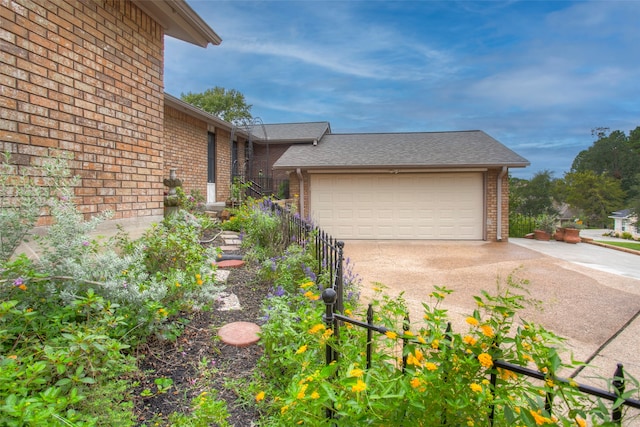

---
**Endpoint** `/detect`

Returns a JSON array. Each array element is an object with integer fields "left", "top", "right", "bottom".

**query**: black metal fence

[
  {"left": 267, "top": 200, "right": 345, "bottom": 313},
  {"left": 320, "top": 288, "right": 640, "bottom": 425},
  {"left": 233, "top": 173, "right": 290, "bottom": 200},
  {"left": 510, "top": 213, "right": 537, "bottom": 237}
]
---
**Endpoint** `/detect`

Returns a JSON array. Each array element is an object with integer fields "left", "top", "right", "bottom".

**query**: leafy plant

[
  {"left": 534, "top": 213, "right": 557, "bottom": 234},
  {"left": 252, "top": 265, "right": 638, "bottom": 426}
]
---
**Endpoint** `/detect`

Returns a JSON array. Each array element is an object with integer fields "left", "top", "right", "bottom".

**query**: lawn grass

[{"left": 596, "top": 240, "right": 640, "bottom": 251}]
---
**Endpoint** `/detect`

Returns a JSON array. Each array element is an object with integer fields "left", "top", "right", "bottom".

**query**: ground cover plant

[{"left": 596, "top": 240, "right": 640, "bottom": 251}]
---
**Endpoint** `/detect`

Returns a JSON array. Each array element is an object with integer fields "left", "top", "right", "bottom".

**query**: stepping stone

[
  {"left": 216, "top": 292, "right": 241, "bottom": 311},
  {"left": 220, "top": 245, "right": 240, "bottom": 252},
  {"left": 218, "top": 322, "right": 261, "bottom": 347},
  {"left": 215, "top": 269, "right": 231, "bottom": 282},
  {"left": 214, "top": 259, "right": 245, "bottom": 268},
  {"left": 224, "top": 238, "right": 242, "bottom": 245}
]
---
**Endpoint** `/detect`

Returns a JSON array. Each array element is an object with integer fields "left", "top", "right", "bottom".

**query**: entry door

[{"left": 207, "top": 132, "right": 216, "bottom": 203}]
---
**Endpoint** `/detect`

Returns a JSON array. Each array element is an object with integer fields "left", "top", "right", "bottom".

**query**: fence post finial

[{"left": 613, "top": 363, "right": 625, "bottom": 423}]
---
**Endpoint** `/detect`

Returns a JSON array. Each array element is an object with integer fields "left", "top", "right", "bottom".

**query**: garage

[{"left": 310, "top": 172, "right": 484, "bottom": 240}]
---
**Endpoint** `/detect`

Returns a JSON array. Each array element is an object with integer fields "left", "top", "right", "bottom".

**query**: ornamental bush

[
  {"left": 0, "top": 153, "right": 228, "bottom": 425},
  {"left": 242, "top": 196, "right": 640, "bottom": 426}
]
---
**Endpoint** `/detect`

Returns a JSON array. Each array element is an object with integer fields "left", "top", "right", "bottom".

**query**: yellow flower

[
  {"left": 175, "top": 282, "right": 181, "bottom": 287},
  {"left": 478, "top": 353, "right": 493, "bottom": 368},
  {"left": 385, "top": 331, "right": 397, "bottom": 340},
  {"left": 406, "top": 353, "right": 421, "bottom": 367},
  {"left": 255, "top": 391, "right": 265, "bottom": 402},
  {"left": 480, "top": 325, "right": 495, "bottom": 338},
  {"left": 530, "top": 409, "right": 551, "bottom": 425},
  {"left": 281, "top": 405, "right": 289, "bottom": 414},
  {"left": 352, "top": 379, "right": 367, "bottom": 392},
  {"left": 466, "top": 317, "right": 479, "bottom": 326},
  {"left": 195, "top": 274, "right": 201, "bottom": 279},
  {"left": 431, "top": 339, "right": 439, "bottom": 349},
  {"left": 545, "top": 378, "right": 555, "bottom": 388},
  {"left": 296, "top": 345, "right": 308, "bottom": 355},
  {"left": 310, "top": 391, "right": 320, "bottom": 400},
  {"left": 410, "top": 377, "right": 422, "bottom": 389},
  {"left": 308, "top": 324, "right": 326, "bottom": 334},
  {"left": 300, "top": 281, "right": 314, "bottom": 289},
  {"left": 470, "top": 383, "right": 482, "bottom": 393},
  {"left": 425, "top": 362, "right": 437, "bottom": 371},
  {"left": 297, "top": 383, "right": 308, "bottom": 399},
  {"left": 575, "top": 416, "right": 586, "bottom": 427},
  {"left": 197, "top": 279, "right": 204, "bottom": 286},
  {"left": 498, "top": 368, "right": 518, "bottom": 381},
  {"left": 463, "top": 335, "right": 477, "bottom": 346},
  {"left": 349, "top": 368, "right": 364, "bottom": 378},
  {"left": 303, "top": 290, "right": 319, "bottom": 301},
  {"left": 404, "top": 330, "right": 415, "bottom": 337},
  {"left": 417, "top": 336, "right": 427, "bottom": 344}
]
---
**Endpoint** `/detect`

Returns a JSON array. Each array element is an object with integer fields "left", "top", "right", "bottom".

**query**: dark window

[{"left": 207, "top": 132, "right": 215, "bottom": 183}]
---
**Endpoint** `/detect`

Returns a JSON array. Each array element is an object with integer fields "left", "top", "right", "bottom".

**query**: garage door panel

[{"left": 311, "top": 173, "right": 483, "bottom": 240}]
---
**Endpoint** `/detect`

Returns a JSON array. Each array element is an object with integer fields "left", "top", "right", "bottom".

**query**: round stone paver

[
  {"left": 214, "top": 259, "right": 245, "bottom": 268},
  {"left": 218, "top": 321, "right": 261, "bottom": 347}
]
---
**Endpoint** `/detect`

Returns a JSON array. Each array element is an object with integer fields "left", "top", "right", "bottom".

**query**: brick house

[{"left": 0, "top": 0, "right": 225, "bottom": 224}]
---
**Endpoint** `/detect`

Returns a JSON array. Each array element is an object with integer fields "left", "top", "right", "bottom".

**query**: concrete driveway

[{"left": 342, "top": 236, "right": 640, "bottom": 388}]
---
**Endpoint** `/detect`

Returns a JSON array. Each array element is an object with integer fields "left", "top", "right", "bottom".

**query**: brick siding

[
  {"left": 0, "top": 0, "right": 165, "bottom": 224},
  {"left": 163, "top": 105, "right": 238, "bottom": 205}
]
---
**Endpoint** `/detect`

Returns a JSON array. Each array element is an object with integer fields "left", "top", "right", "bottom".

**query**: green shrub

[
  {"left": 0, "top": 153, "right": 228, "bottom": 424},
  {"left": 252, "top": 272, "right": 633, "bottom": 426}
]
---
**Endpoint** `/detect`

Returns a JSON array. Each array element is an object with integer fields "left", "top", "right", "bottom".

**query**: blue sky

[{"left": 164, "top": 1, "right": 640, "bottom": 179}]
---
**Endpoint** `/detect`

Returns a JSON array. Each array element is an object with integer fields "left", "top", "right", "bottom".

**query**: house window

[{"left": 207, "top": 132, "right": 215, "bottom": 183}]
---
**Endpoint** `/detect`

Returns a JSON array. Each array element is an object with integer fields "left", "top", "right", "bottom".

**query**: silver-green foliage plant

[{"left": 0, "top": 152, "right": 48, "bottom": 262}]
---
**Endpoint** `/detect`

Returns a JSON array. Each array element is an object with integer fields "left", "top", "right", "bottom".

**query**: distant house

[
  {"left": 0, "top": 0, "right": 223, "bottom": 224},
  {"left": 609, "top": 209, "right": 639, "bottom": 238}
]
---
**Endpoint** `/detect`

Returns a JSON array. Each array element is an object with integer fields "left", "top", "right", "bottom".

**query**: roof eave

[
  {"left": 164, "top": 93, "right": 250, "bottom": 138},
  {"left": 134, "top": 0, "right": 222, "bottom": 47},
  {"left": 273, "top": 163, "right": 530, "bottom": 170}
]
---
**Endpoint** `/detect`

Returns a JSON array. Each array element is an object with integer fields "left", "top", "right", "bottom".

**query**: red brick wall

[
  {"left": 0, "top": 0, "right": 165, "bottom": 224},
  {"left": 485, "top": 168, "right": 510, "bottom": 242},
  {"left": 163, "top": 105, "right": 236, "bottom": 205},
  {"left": 163, "top": 105, "right": 207, "bottom": 199}
]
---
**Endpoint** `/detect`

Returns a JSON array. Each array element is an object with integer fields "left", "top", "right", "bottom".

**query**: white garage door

[{"left": 310, "top": 173, "right": 484, "bottom": 240}]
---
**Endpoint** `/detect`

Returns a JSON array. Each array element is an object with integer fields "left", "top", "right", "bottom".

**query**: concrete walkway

[{"left": 342, "top": 236, "right": 640, "bottom": 392}]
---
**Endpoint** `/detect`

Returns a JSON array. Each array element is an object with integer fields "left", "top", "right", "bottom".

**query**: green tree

[
  {"left": 509, "top": 170, "right": 558, "bottom": 216},
  {"left": 557, "top": 170, "right": 625, "bottom": 227},
  {"left": 180, "top": 86, "right": 253, "bottom": 124},
  {"left": 571, "top": 128, "right": 640, "bottom": 200}
]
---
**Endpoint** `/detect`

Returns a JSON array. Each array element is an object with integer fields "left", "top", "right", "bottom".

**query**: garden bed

[{"left": 133, "top": 235, "right": 267, "bottom": 426}]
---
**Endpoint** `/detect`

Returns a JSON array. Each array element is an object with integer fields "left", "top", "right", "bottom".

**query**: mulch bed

[{"left": 133, "top": 232, "right": 269, "bottom": 426}]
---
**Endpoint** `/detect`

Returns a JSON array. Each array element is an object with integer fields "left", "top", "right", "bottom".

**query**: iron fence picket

[{"left": 320, "top": 288, "right": 640, "bottom": 425}]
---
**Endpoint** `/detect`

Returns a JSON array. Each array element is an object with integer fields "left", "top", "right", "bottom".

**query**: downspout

[
  {"left": 496, "top": 166, "right": 508, "bottom": 241},
  {"left": 296, "top": 168, "right": 305, "bottom": 217}
]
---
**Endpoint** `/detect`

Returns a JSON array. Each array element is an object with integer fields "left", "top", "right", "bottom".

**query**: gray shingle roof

[
  {"left": 253, "top": 122, "right": 330, "bottom": 143},
  {"left": 273, "top": 130, "right": 530, "bottom": 169}
]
